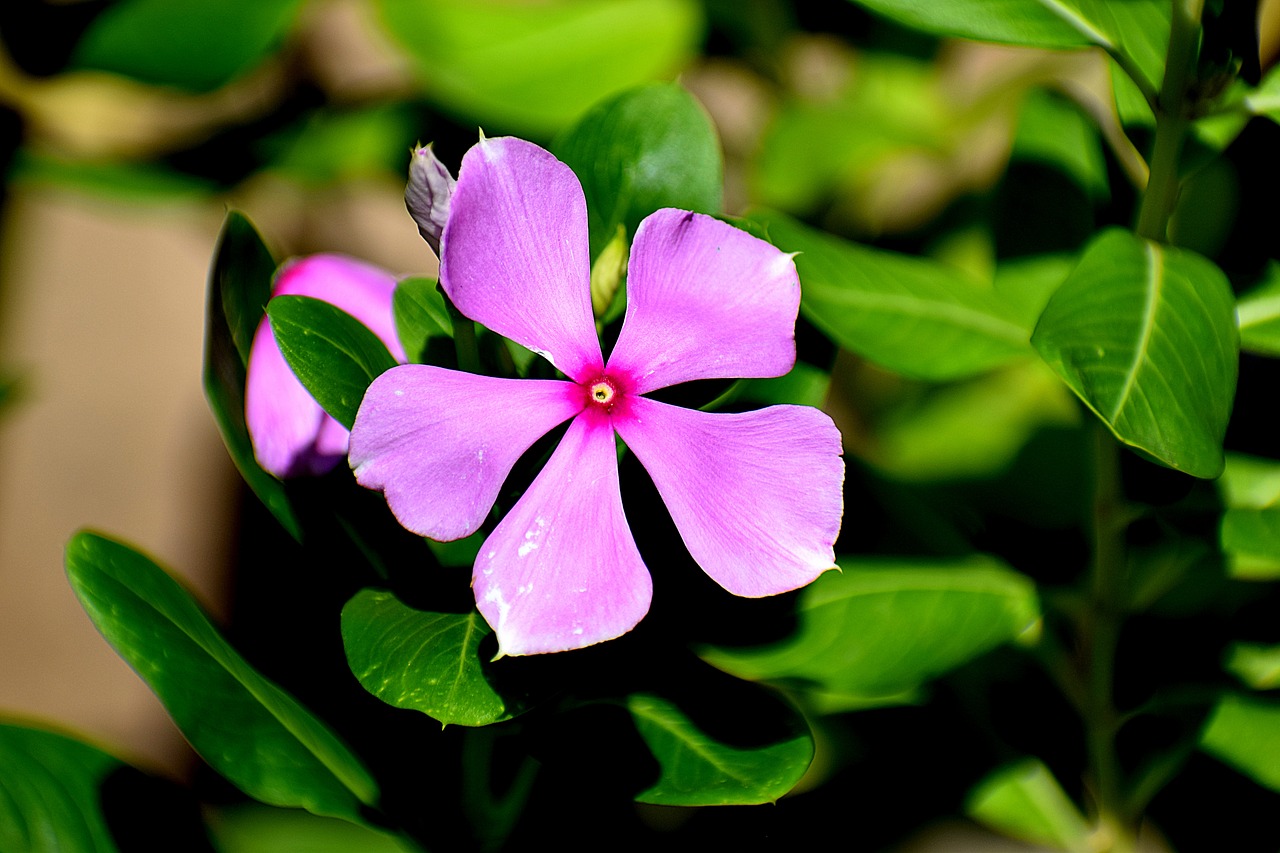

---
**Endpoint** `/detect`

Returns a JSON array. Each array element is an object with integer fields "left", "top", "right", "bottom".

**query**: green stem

[
  {"left": 1134, "top": 0, "right": 1205, "bottom": 241},
  {"left": 1084, "top": 425, "right": 1136, "bottom": 853},
  {"left": 442, "top": 290, "right": 481, "bottom": 374}
]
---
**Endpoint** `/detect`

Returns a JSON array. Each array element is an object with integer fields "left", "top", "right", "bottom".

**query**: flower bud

[{"left": 405, "top": 144, "right": 456, "bottom": 256}]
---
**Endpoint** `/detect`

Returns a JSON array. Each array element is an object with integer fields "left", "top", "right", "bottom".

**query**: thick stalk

[{"left": 1134, "top": 0, "right": 1206, "bottom": 241}]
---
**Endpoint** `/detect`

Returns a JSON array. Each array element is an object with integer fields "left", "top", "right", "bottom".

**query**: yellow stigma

[{"left": 589, "top": 381, "right": 615, "bottom": 405}]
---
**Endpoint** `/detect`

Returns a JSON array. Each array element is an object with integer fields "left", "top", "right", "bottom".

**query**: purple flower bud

[{"left": 405, "top": 144, "right": 456, "bottom": 256}]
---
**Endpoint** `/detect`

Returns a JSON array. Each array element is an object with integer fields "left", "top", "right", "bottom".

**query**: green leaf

[
  {"left": 1243, "top": 62, "right": 1280, "bottom": 123},
  {"left": 1031, "top": 228, "right": 1238, "bottom": 479},
  {"left": 554, "top": 82, "right": 722, "bottom": 260},
  {"left": 702, "top": 556, "right": 1040, "bottom": 704},
  {"left": 1236, "top": 261, "right": 1280, "bottom": 357},
  {"left": 341, "top": 590, "right": 517, "bottom": 727},
  {"left": 966, "top": 759, "right": 1092, "bottom": 853},
  {"left": 845, "top": 0, "right": 1169, "bottom": 95},
  {"left": 754, "top": 210, "right": 1032, "bottom": 380},
  {"left": 1201, "top": 694, "right": 1280, "bottom": 792},
  {"left": 1226, "top": 644, "right": 1280, "bottom": 691},
  {"left": 69, "top": 0, "right": 303, "bottom": 92},
  {"left": 204, "top": 211, "right": 300, "bottom": 539},
  {"left": 262, "top": 105, "right": 417, "bottom": 186},
  {"left": 266, "top": 295, "right": 399, "bottom": 431},
  {"left": 0, "top": 722, "right": 128, "bottom": 852},
  {"left": 392, "top": 277, "right": 452, "bottom": 364},
  {"left": 65, "top": 532, "right": 378, "bottom": 821},
  {"left": 1011, "top": 88, "right": 1109, "bottom": 200},
  {"left": 867, "top": 359, "right": 1079, "bottom": 482},
  {"left": 751, "top": 53, "right": 955, "bottom": 217},
  {"left": 627, "top": 693, "right": 813, "bottom": 806},
  {"left": 212, "top": 804, "right": 410, "bottom": 853},
  {"left": 374, "top": 0, "right": 702, "bottom": 135},
  {"left": 1220, "top": 508, "right": 1280, "bottom": 580},
  {"left": 1220, "top": 453, "right": 1280, "bottom": 509}
]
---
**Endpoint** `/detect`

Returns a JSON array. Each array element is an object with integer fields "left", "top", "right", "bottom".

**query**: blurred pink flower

[{"left": 246, "top": 254, "right": 406, "bottom": 478}]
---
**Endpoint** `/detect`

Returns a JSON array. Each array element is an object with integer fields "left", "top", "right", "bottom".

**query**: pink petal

[
  {"left": 246, "top": 254, "right": 403, "bottom": 477},
  {"left": 349, "top": 365, "right": 584, "bottom": 541},
  {"left": 439, "top": 137, "right": 602, "bottom": 381},
  {"left": 473, "top": 411, "right": 652, "bottom": 656},
  {"left": 614, "top": 396, "right": 843, "bottom": 596},
  {"left": 606, "top": 209, "right": 799, "bottom": 394}
]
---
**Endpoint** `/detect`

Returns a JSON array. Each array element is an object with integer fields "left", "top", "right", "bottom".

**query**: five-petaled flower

[
  {"left": 246, "top": 254, "right": 406, "bottom": 478},
  {"left": 349, "top": 137, "right": 845, "bottom": 655}
]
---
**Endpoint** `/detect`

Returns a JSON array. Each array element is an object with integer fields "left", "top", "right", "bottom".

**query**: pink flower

[
  {"left": 246, "top": 254, "right": 406, "bottom": 478},
  {"left": 349, "top": 137, "right": 844, "bottom": 655}
]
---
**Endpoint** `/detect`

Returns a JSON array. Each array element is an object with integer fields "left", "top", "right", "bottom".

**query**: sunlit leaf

[
  {"left": 266, "top": 296, "right": 399, "bottom": 431},
  {"left": 844, "top": 0, "right": 1169, "bottom": 94},
  {"left": 374, "top": 0, "right": 702, "bottom": 135},
  {"left": 752, "top": 54, "right": 955, "bottom": 217},
  {"left": 393, "top": 277, "right": 452, "bottom": 364},
  {"left": 204, "top": 211, "right": 300, "bottom": 539},
  {"left": 1236, "top": 261, "right": 1280, "bottom": 358},
  {"left": 1226, "top": 644, "right": 1280, "bottom": 691},
  {"left": 212, "top": 804, "right": 410, "bottom": 853},
  {"left": 341, "top": 590, "right": 518, "bottom": 727},
  {"left": 1032, "top": 228, "right": 1238, "bottom": 479},
  {"left": 555, "top": 82, "right": 722, "bottom": 261},
  {"left": 1011, "top": 88, "right": 1109, "bottom": 200},
  {"left": 1201, "top": 694, "right": 1280, "bottom": 792},
  {"left": 69, "top": 0, "right": 303, "bottom": 92},
  {"left": 867, "top": 359, "right": 1078, "bottom": 482},
  {"left": 755, "top": 210, "right": 1032, "bottom": 380},
  {"left": 1243, "top": 62, "right": 1280, "bottom": 123},
  {"left": 966, "top": 759, "right": 1092, "bottom": 853},
  {"left": 702, "top": 556, "right": 1040, "bottom": 704},
  {"left": 1220, "top": 453, "right": 1280, "bottom": 509},
  {"left": 627, "top": 693, "right": 812, "bottom": 806},
  {"left": 65, "top": 532, "right": 378, "bottom": 821},
  {"left": 1220, "top": 508, "right": 1280, "bottom": 580}
]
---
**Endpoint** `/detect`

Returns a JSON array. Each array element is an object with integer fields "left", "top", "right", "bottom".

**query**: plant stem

[
  {"left": 1084, "top": 424, "right": 1136, "bottom": 853},
  {"left": 442, "top": 290, "right": 482, "bottom": 374},
  {"left": 1134, "top": 0, "right": 1205, "bottom": 241}
]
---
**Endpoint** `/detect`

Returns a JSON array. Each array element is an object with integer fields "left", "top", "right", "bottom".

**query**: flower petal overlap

[{"left": 247, "top": 254, "right": 405, "bottom": 478}]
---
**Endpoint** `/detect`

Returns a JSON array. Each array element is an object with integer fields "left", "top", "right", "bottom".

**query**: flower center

[{"left": 585, "top": 376, "right": 619, "bottom": 411}]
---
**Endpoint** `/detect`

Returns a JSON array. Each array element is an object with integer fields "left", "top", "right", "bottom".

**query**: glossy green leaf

[
  {"left": 966, "top": 759, "right": 1092, "bottom": 853},
  {"left": 1226, "top": 644, "right": 1280, "bottom": 691},
  {"left": 266, "top": 295, "right": 399, "bottom": 431},
  {"left": 374, "top": 0, "right": 701, "bottom": 135},
  {"left": 1032, "top": 228, "right": 1238, "bottom": 479},
  {"left": 702, "top": 556, "right": 1040, "bottom": 704},
  {"left": 1201, "top": 694, "right": 1280, "bottom": 792},
  {"left": 341, "top": 590, "right": 516, "bottom": 727},
  {"left": 69, "top": 0, "right": 303, "bottom": 92},
  {"left": 204, "top": 212, "right": 300, "bottom": 539},
  {"left": 554, "top": 83, "right": 722, "bottom": 260},
  {"left": 627, "top": 693, "right": 812, "bottom": 806},
  {"left": 755, "top": 211, "right": 1032, "bottom": 380},
  {"left": 212, "top": 804, "right": 409, "bottom": 853},
  {"left": 0, "top": 722, "right": 126, "bottom": 852},
  {"left": 65, "top": 532, "right": 378, "bottom": 821},
  {"left": 1236, "top": 261, "right": 1280, "bottom": 357},
  {"left": 845, "top": 0, "right": 1169, "bottom": 95},
  {"left": 392, "top": 277, "right": 452, "bottom": 364}
]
